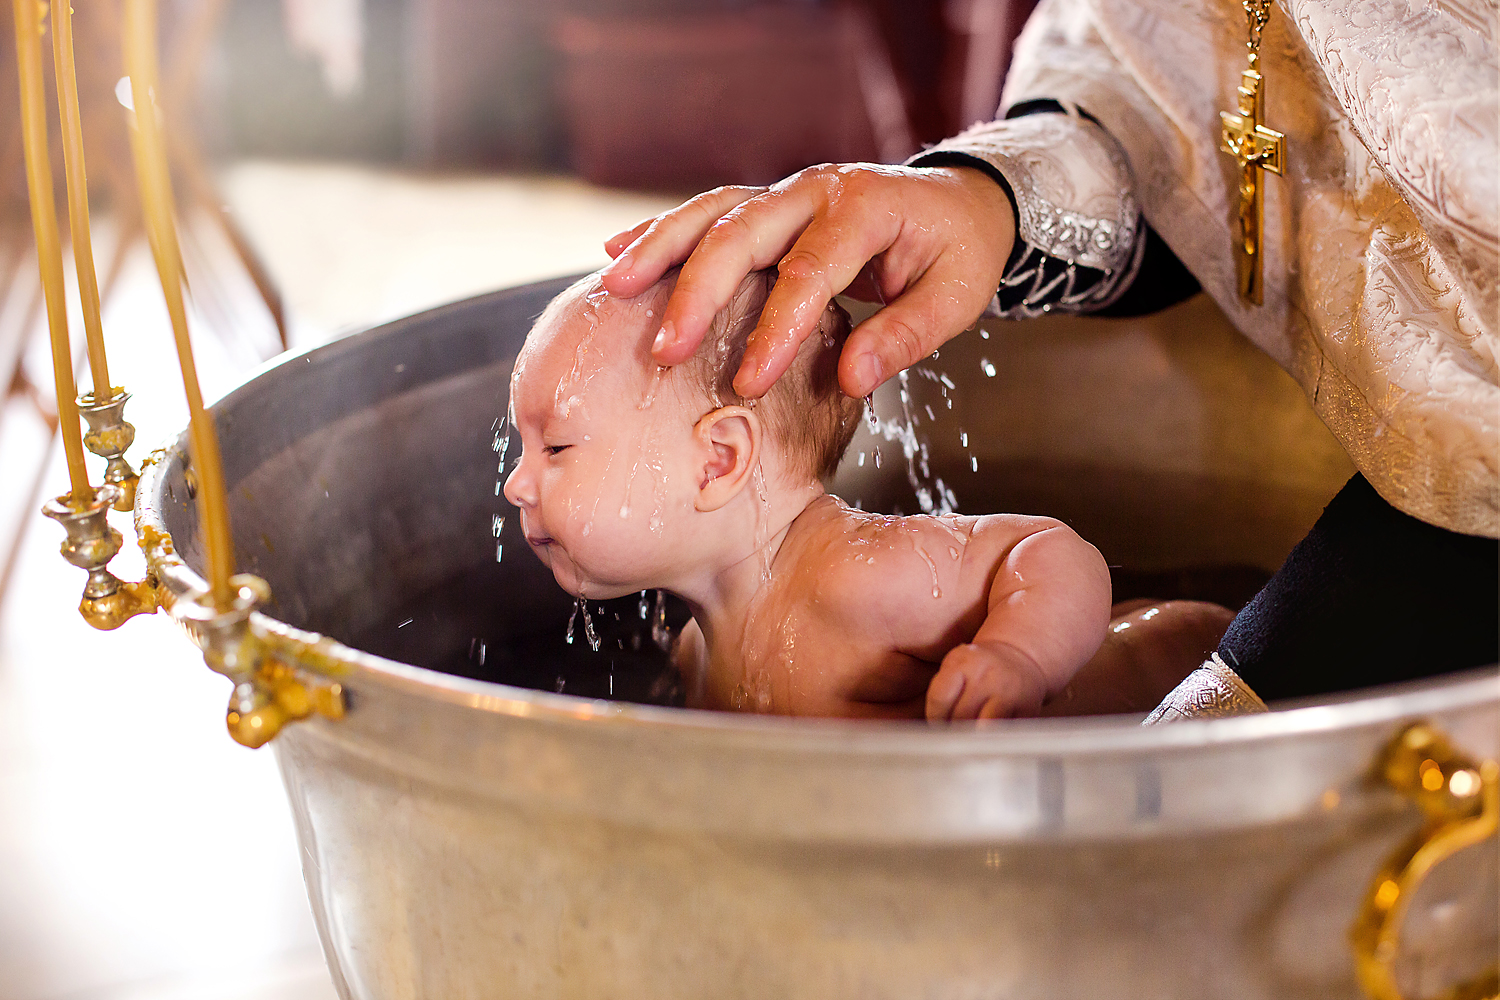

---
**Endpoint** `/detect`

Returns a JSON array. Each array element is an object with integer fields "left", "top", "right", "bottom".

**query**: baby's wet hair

[{"left": 682, "top": 269, "right": 863, "bottom": 483}]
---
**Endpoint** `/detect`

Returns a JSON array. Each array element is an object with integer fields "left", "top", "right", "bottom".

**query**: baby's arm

[{"left": 924, "top": 515, "right": 1111, "bottom": 720}]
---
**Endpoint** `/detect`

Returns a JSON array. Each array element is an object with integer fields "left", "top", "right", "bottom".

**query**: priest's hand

[{"left": 598, "top": 163, "right": 1015, "bottom": 399}]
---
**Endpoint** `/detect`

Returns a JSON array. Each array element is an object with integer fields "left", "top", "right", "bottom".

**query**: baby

[{"left": 504, "top": 270, "right": 1227, "bottom": 720}]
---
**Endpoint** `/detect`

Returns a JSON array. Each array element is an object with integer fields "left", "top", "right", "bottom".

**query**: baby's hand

[{"left": 926, "top": 641, "right": 1051, "bottom": 721}]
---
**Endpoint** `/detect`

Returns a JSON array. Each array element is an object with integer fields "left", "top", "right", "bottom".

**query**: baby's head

[{"left": 503, "top": 269, "right": 862, "bottom": 598}]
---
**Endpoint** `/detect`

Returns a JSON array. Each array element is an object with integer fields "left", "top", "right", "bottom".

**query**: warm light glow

[
  {"left": 1420, "top": 759, "right": 1444, "bottom": 792},
  {"left": 1448, "top": 768, "right": 1479, "bottom": 797},
  {"left": 1373, "top": 878, "right": 1400, "bottom": 910}
]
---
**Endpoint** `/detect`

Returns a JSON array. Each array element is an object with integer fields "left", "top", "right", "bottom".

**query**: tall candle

[
  {"left": 123, "top": 0, "right": 233, "bottom": 607},
  {"left": 13, "top": 0, "right": 92, "bottom": 503},
  {"left": 51, "top": 0, "right": 111, "bottom": 400}
]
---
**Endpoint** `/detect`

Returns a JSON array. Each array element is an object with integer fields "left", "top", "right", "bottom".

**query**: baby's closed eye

[{"left": 544, "top": 444, "right": 571, "bottom": 456}]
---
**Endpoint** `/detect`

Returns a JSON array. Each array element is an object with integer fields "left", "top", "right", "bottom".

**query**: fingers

[
  {"left": 926, "top": 667, "right": 966, "bottom": 722},
  {"left": 604, "top": 218, "right": 654, "bottom": 258},
  {"left": 926, "top": 644, "right": 1047, "bottom": 722},
  {"left": 839, "top": 262, "right": 991, "bottom": 398},
  {"left": 657, "top": 176, "right": 856, "bottom": 370},
  {"left": 731, "top": 208, "right": 905, "bottom": 396},
  {"left": 599, "top": 185, "right": 763, "bottom": 299}
]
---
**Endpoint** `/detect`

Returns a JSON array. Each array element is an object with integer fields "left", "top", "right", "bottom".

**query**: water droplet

[
  {"left": 960, "top": 431, "right": 968, "bottom": 448},
  {"left": 981, "top": 359, "right": 996, "bottom": 377},
  {"left": 566, "top": 600, "right": 579, "bottom": 644},
  {"left": 651, "top": 590, "right": 671, "bottom": 650},
  {"left": 980, "top": 329, "right": 990, "bottom": 339},
  {"left": 581, "top": 601, "right": 601, "bottom": 651},
  {"left": 639, "top": 590, "right": 649, "bottom": 619},
  {"left": 858, "top": 452, "right": 865, "bottom": 467}
]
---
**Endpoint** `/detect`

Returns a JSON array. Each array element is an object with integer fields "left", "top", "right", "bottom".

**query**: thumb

[{"left": 838, "top": 269, "right": 989, "bottom": 398}]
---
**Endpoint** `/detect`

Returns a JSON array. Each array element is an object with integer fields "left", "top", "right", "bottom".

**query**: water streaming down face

[{"left": 492, "top": 411, "right": 512, "bottom": 561}]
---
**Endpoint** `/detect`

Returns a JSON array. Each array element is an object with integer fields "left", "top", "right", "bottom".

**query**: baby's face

[{"left": 503, "top": 278, "right": 702, "bottom": 599}]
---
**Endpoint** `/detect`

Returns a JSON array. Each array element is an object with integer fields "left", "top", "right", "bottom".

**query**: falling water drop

[
  {"left": 638, "top": 590, "right": 649, "bottom": 619},
  {"left": 981, "top": 359, "right": 996, "bottom": 377},
  {"left": 651, "top": 590, "right": 671, "bottom": 650},
  {"left": 580, "top": 601, "right": 601, "bottom": 652},
  {"left": 566, "top": 600, "right": 579, "bottom": 645}
]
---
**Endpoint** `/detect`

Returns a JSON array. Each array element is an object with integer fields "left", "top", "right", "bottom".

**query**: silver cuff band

[
  {"left": 912, "top": 111, "right": 1141, "bottom": 273},
  {"left": 1142, "top": 652, "right": 1270, "bottom": 725}
]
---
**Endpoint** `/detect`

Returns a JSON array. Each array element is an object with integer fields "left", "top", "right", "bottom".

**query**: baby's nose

[{"left": 502, "top": 461, "right": 534, "bottom": 508}]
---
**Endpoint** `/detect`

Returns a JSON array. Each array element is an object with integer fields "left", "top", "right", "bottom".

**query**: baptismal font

[{"left": 10, "top": 3, "right": 1496, "bottom": 998}]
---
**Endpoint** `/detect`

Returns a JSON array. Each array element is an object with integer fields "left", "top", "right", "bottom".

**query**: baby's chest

[{"left": 706, "top": 618, "right": 935, "bottom": 718}]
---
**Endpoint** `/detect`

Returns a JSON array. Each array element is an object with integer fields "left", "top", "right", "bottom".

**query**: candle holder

[
  {"left": 41, "top": 484, "right": 158, "bottom": 630},
  {"left": 172, "top": 574, "right": 344, "bottom": 749},
  {"left": 79, "top": 389, "right": 139, "bottom": 511}
]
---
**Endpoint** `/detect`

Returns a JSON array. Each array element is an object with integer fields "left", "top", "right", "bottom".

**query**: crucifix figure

[{"left": 1220, "top": 0, "right": 1285, "bottom": 305}]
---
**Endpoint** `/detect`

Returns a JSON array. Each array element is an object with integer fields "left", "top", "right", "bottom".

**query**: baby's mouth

[{"left": 525, "top": 534, "right": 553, "bottom": 547}]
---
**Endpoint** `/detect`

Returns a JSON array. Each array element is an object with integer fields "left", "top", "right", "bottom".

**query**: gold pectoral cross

[{"left": 1220, "top": 1, "right": 1285, "bottom": 305}]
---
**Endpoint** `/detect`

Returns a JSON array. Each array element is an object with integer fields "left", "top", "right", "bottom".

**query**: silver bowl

[{"left": 136, "top": 276, "right": 1497, "bottom": 999}]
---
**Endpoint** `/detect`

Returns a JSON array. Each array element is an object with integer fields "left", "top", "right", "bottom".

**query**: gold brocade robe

[{"left": 1005, "top": 0, "right": 1499, "bottom": 537}]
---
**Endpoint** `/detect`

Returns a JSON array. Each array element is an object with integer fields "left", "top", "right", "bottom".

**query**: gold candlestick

[
  {"left": 50, "top": 0, "right": 110, "bottom": 400},
  {"left": 123, "top": 0, "right": 234, "bottom": 608},
  {"left": 53, "top": 0, "right": 139, "bottom": 511},
  {"left": 13, "top": 0, "right": 92, "bottom": 504}
]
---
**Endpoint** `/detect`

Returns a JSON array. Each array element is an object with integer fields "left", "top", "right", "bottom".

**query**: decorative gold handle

[{"left": 1350, "top": 722, "right": 1499, "bottom": 1000}]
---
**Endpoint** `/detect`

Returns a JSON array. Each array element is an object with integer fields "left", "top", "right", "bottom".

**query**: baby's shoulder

[{"left": 789, "top": 503, "right": 972, "bottom": 606}]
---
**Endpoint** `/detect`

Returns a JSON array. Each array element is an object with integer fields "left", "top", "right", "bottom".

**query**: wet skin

[{"left": 505, "top": 276, "right": 1115, "bottom": 721}]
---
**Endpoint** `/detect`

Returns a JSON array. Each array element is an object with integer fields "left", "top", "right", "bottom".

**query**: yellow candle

[
  {"left": 13, "top": 0, "right": 92, "bottom": 503},
  {"left": 51, "top": 0, "right": 111, "bottom": 401},
  {"left": 123, "top": 0, "right": 233, "bottom": 607}
]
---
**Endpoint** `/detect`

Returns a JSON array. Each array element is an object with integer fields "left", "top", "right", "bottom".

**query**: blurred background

[{"left": 0, "top": 1, "right": 1038, "bottom": 997}]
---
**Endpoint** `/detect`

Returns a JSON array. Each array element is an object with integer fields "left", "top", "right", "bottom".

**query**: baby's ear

[{"left": 693, "top": 406, "right": 760, "bottom": 512}]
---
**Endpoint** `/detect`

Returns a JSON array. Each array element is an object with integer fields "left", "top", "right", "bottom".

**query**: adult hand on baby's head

[
  {"left": 926, "top": 640, "right": 1050, "bottom": 722},
  {"left": 600, "top": 163, "right": 1016, "bottom": 399}
]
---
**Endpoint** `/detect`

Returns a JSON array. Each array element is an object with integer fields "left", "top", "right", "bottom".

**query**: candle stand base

[
  {"left": 42, "top": 483, "right": 158, "bottom": 630},
  {"left": 172, "top": 574, "right": 344, "bottom": 749}
]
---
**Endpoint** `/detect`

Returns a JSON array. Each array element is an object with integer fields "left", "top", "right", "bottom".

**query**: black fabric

[{"left": 1220, "top": 474, "right": 1500, "bottom": 701}]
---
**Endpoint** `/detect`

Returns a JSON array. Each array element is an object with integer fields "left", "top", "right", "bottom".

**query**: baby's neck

[{"left": 671, "top": 478, "right": 827, "bottom": 650}]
